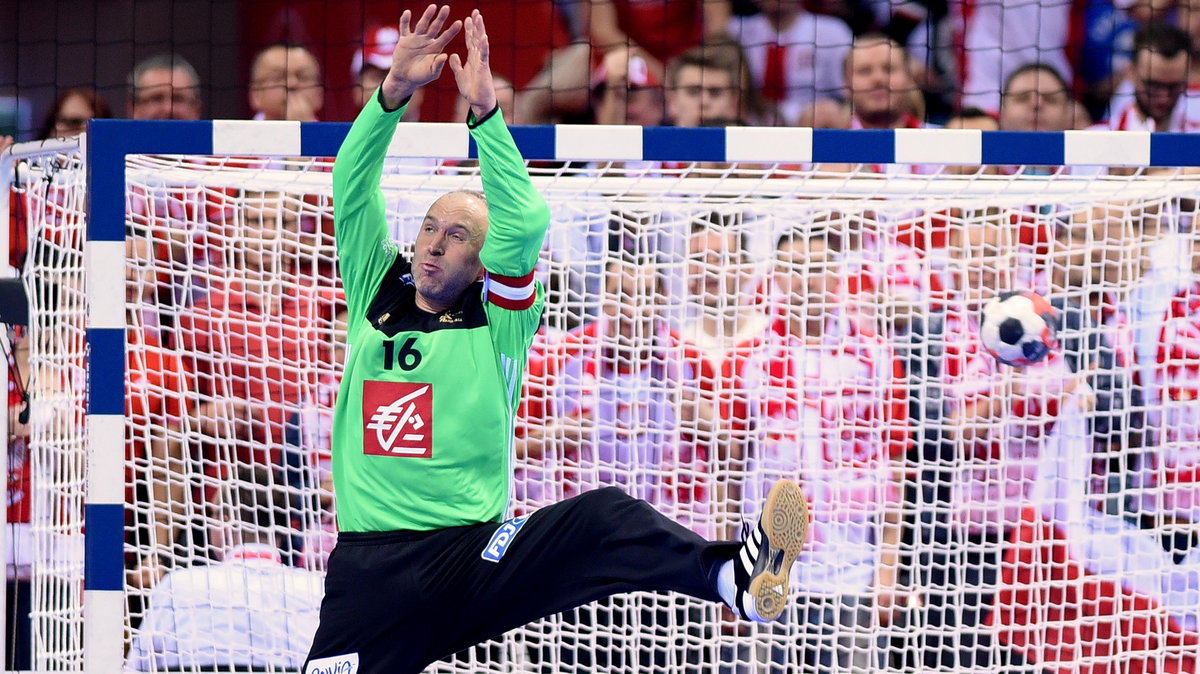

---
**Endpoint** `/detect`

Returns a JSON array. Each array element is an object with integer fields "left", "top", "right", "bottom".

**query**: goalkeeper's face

[{"left": 412, "top": 192, "right": 488, "bottom": 313}]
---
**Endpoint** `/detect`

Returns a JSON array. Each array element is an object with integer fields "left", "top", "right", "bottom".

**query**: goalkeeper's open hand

[
  {"left": 381, "top": 4, "right": 462, "bottom": 110},
  {"left": 448, "top": 10, "right": 498, "bottom": 120}
]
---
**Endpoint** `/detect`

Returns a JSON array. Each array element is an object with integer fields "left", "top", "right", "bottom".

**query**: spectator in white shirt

[
  {"left": 727, "top": 0, "right": 853, "bottom": 125},
  {"left": 127, "top": 52, "right": 203, "bottom": 121},
  {"left": 955, "top": 0, "right": 1074, "bottom": 114},
  {"left": 125, "top": 467, "right": 323, "bottom": 672}
]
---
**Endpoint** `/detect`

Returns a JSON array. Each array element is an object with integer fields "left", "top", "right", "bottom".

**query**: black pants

[{"left": 304, "top": 487, "right": 738, "bottom": 674}]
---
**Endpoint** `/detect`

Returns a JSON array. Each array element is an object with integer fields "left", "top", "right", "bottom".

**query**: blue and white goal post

[{"left": 7, "top": 119, "right": 1200, "bottom": 672}]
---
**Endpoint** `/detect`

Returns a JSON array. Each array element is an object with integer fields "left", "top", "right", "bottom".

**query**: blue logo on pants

[{"left": 481, "top": 515, "right": 529, "bottom": 562}]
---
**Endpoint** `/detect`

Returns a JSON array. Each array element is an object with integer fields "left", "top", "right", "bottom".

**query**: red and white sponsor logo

[{"left": 362, "top": 381, "right": 434, "bottom": 458}]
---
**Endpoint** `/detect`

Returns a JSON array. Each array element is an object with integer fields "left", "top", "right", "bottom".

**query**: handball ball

[{"left": 980, "top": 291, "right": 1058, "bottom": 368}]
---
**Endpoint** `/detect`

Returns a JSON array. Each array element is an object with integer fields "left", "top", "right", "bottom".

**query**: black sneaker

[{"left": 733, "top": 479, "right": 809, "bottom": 622}]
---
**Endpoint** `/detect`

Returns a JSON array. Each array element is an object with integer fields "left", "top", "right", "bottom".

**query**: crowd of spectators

[
  {"left": 7, "top": 0, "right": 1200, "bottom": 135},
  {"left": 7, "top": 0, "right": 1200, "bottom": 672}
]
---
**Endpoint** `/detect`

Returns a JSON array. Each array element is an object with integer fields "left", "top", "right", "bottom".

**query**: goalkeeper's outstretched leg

[{"left": 304, "top": 481, "right": 809, "bottom": 674}]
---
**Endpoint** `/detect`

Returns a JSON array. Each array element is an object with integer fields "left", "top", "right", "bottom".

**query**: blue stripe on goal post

[
  {"left": 83, "top": 503, "right": 125, "bottom": 591},
  {"left": 80, "top": 116, "right": 1200, "bottom": 669},
  {"left": 1150, "top": 131, "right": 1200, "bottom": 168}
]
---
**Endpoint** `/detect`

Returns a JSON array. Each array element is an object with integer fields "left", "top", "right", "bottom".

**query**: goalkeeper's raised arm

[
  {"left": 448, "top": 10, "right": 550, "bottom": 284},
  {"left": 333, "top": 5, "right": 547, "bottom": 323},
  {"left": 331, "top": 4, "right": 461, "bottom": 321}
]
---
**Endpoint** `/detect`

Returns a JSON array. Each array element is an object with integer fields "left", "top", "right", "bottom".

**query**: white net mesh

[
  {"left": 8, "top": 146, "right": 89, "bottom": 671},
  {"left": 14, "top": 147, "right": 1200, "bottom": 672}
]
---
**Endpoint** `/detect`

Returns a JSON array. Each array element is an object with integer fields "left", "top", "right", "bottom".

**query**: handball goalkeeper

[{"left": 303, "top": 7, "right": 810, "bottom": 673}]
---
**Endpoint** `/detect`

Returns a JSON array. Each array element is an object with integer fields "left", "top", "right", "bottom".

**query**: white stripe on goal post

[
  {"left": 1064, "top": 130, "right": 1151, "bottom": 167},
  {"left": 724, "top": 126, "right": 813, "bottom": 163},
  {"left": 895, "top": 128, "right": 983, "bottom": 165},
  {"left": 555, "top": 124, "right": 643, "bottom": 161},
  {"left": 212, "top": 119, "right": 302, "bottom": 156}
]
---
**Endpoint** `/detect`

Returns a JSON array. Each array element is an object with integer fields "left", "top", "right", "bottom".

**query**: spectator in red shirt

[
  {"left": 592, "top": 47, "right": 666, "bottom": 126},
  {"left": 352, "top": 25, "right": 424, "bottom": 119},
  {"left": 723, "top": 227, "right": 910, "bottom": 671},
  {"left": 679, "top": 217, "right": 770, "bottom": 531},
  {"left": 682, "top": 217, "right": 771, "bottom": 388},
  {"left": 518, "top": 254, "right": 712, "bottom": 521},
  {"left": 126, "top": 234, "right": 191, "bottom": 590},
  {"left": 590, "top": 0, "right": 731, "bottom": 69},
  {"left": 914, "top": 220, "right": 1086, "bottom": 670},
  {"left": 175, "top": 194, "right": 332, "bottom": 492},
  {"left": 1146, "top": 231, "right": 1200, "bottom": 520}
]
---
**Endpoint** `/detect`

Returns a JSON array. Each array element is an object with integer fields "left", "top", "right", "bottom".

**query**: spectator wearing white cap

[
  {"left": 593, "top": 47, "right": 665, "bottom": 126},
  {"left": 353, "top": 25, "right": 423, "bottom": 119}
]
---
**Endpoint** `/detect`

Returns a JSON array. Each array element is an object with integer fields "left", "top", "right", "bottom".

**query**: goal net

[{"left": 12, "top": 128, "right": 1200, "bottom": 673}]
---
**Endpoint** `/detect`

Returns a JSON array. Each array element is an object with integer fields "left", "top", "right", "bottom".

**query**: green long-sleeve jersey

[{"left": 331, "top": 91, "right": 549, "bottom": 532}]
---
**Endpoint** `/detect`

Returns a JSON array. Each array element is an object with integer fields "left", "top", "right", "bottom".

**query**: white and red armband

[{"left": 484, "top": 270, "right": 537, "bottom": 311}]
